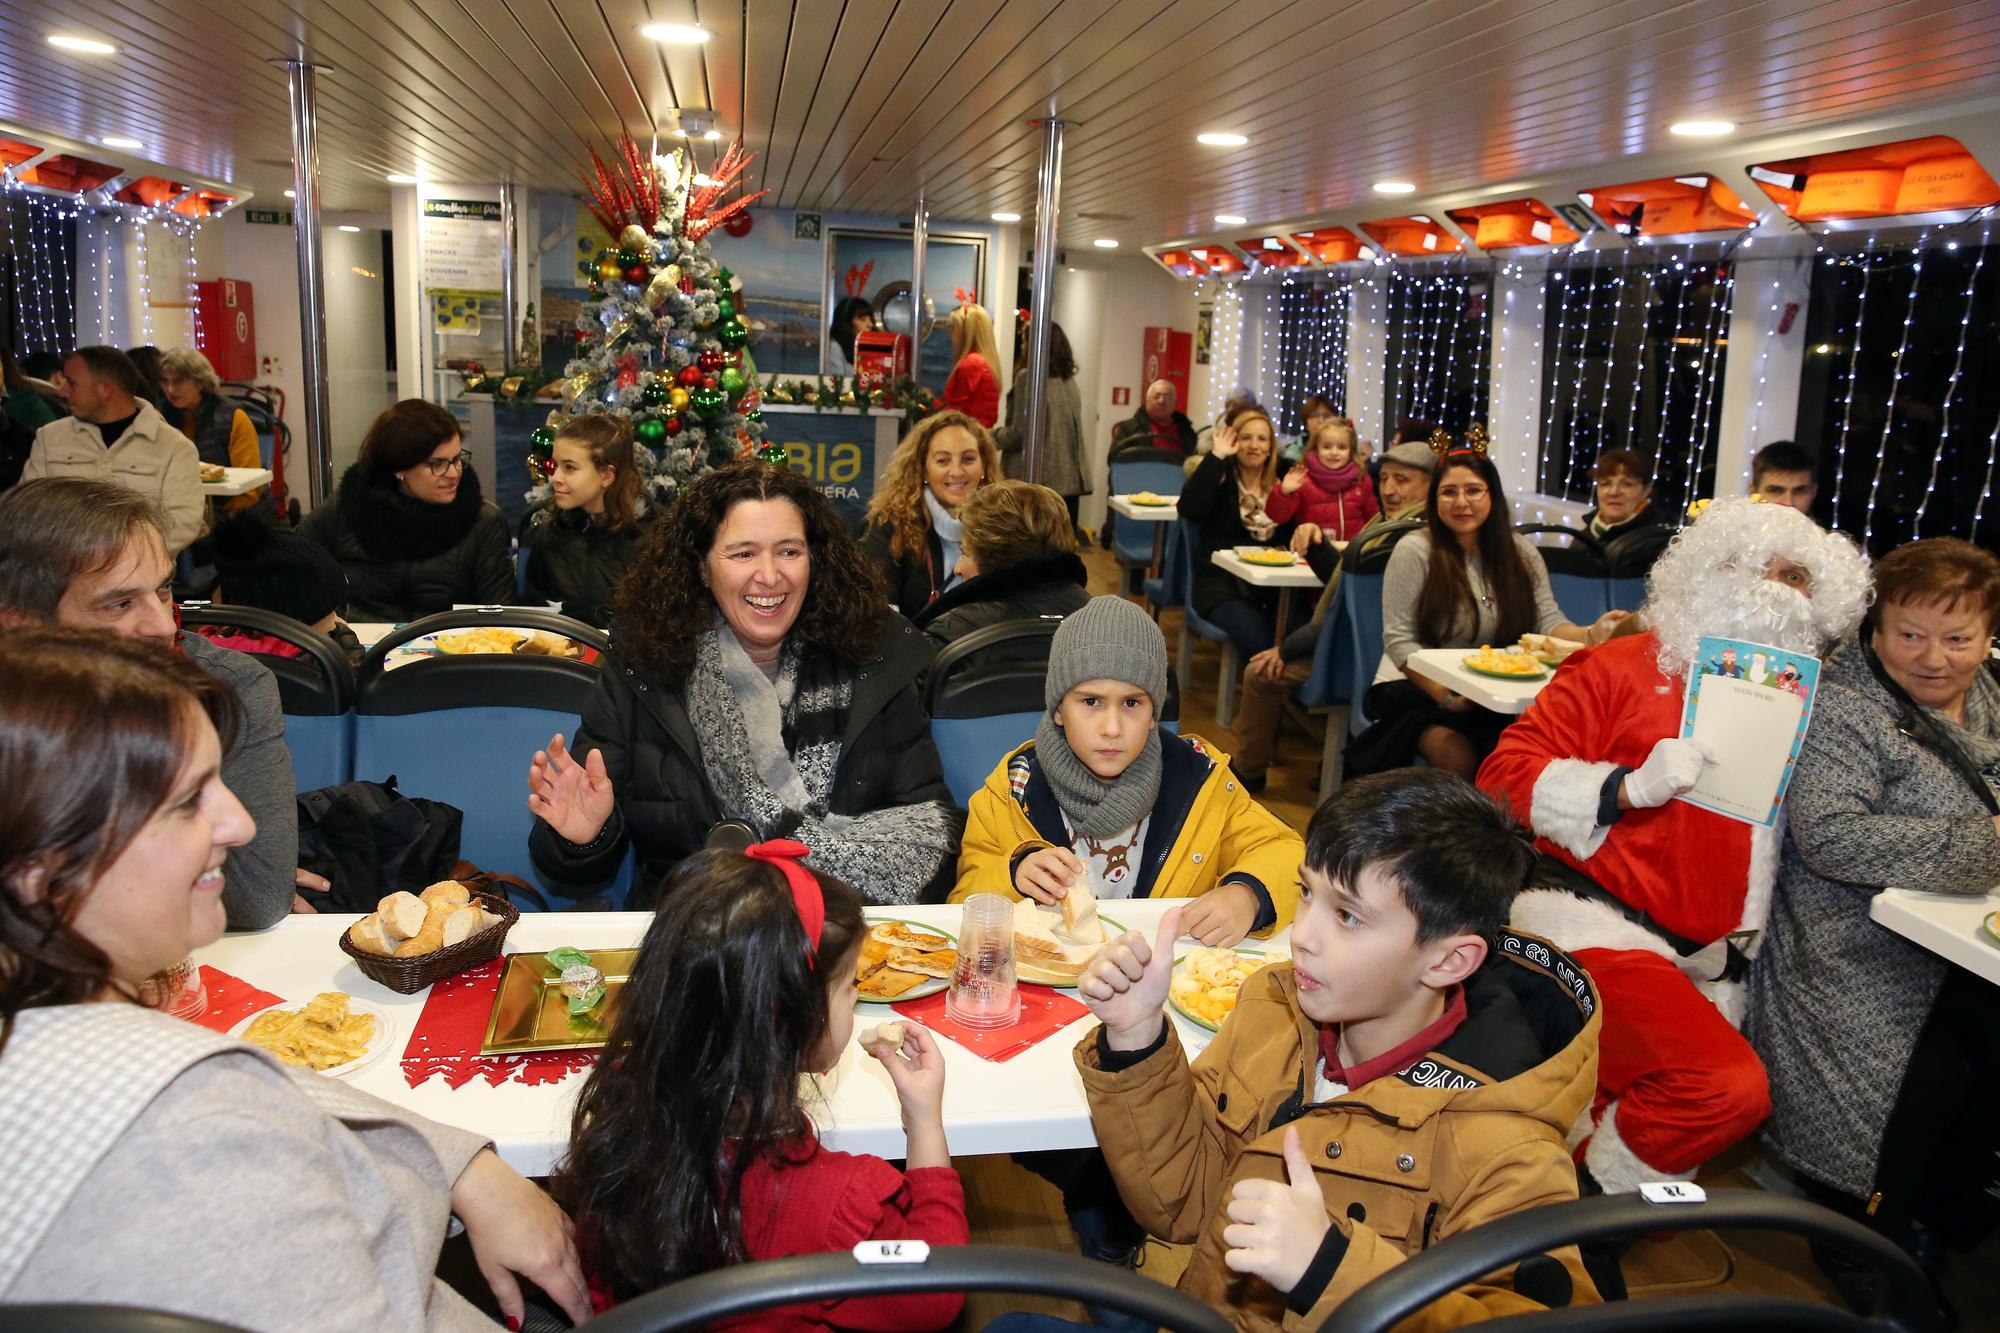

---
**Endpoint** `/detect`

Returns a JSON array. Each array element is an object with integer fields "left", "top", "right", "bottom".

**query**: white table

[
  {"left": 1869, "top": 888, "right": 2000, "bottom": 986},
  {"left": 1209, "top": 548, "right": 1324, "bottom": 650},
  {"left": 1403, "top": 647, "right": 1554, "bottom": 715},
  {"left": 1107, "top": 494, "right": 1178, "bottom": 587},
  {"left": 200, "top": 466, "right": 272, "bottom": 497},
  {"left": 192, "top": 899, "right": 1288, "bottom": 1176}
]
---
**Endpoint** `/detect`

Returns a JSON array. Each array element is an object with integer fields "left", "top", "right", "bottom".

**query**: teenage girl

[{"left": 555, "top": 841, "right": 967, "bottom": 1328}]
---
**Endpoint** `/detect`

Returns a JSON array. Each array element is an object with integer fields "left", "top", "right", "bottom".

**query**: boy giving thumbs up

[{"left": 1073, "top": 771, "right": 1605, "bottom": 1330}]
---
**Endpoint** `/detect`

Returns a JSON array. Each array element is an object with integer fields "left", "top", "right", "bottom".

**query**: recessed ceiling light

[
  {"left": 638, "top": 22, "right": 710, "bottom": 44},
  {"left": 1670, "top": 120, "right": 1736, "bottom": 138},
  {"left": 703, "top": 129, "right": 723, "bottom": 142},
  {"left": 47, "top": 34, "right": 117, "bottom": 55},
  {"left": 1094, "top": 238, "right": 1120, "bottom": 249},
  {"left": 1373, "top": 181, "right": 1417, "bottom": 195},
  {"left": 1214, "top": 214, "right": 1247, "bottom": 226},
  {"left": 991, "top": 211, "right": 1021, "bottom": 222},
  {"left": 101, "top": 136, "right": 143, "bottom": 150},
  {"left": 386, "top": 173, "right": 421, "bottom": 184},
  {"left": 283, "top": 189, "right": 295, "bottom": 198},
  {"left": 337, "top": 224, "right": 361, "bottom": 233},
  {"left": 1196, "top": 132, "right": 1248, "bottom": 147}
]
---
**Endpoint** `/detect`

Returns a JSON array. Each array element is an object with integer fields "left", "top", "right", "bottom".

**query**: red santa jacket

[{"left": 1477, "top": 632, "right": 1774, "bottom": 957}]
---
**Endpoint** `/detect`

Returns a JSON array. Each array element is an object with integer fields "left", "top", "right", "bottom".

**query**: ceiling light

[
  {"left": 1196, "top": 132, "right": 1248, "bottom": 147},
  {"left": 1373, "top": 181, "right": 1417, "bottom": 195},
  {"left": 1670, "top": 120, "right": 1736, "bottom": 138},
  {"left": 283, "top": 189, "right": 295, "bottom": 198},
  {"left": 703, "top": 130, "right": 723, "bottom": 142},
  {"left": 386, "top": 173, "right": 421, "bottom": 184},
  {"left": 638, "top": 22, "right": 710, "bottom": 44},
  {"left": 101, "top": 135, "right": 143, "bottom": 150},
  {"left": 991, "top": 211, "right": 1021, "bottom": 222},
  {"left": 337, "top": 224, "right": 361, "bottom": 233},
  {"left": 1093, "top": 238, "right": 1119, "bottom": 249},
  {"left": 1214, "top": 214, "right": 1247, "bottom": 226},
  {"left": 47, "top": 34, "right": 117, "bottom": 55}
]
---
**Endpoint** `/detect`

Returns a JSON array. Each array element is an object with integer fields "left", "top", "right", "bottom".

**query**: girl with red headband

[{"left": 555, "top": 842, "right": 968, "bottom": 1326}]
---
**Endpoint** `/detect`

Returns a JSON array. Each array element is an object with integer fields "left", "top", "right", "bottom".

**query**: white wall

[{"left": 321, "top": 227, "right": 393, "bottom": 479}]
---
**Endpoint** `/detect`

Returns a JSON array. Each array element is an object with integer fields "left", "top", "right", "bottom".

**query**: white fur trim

[
  {"left": 1510, "top": 890, "right": 1682, "bottom": 966},
  {"left": 1737, "top": 822, "right": 1779, "bottom": 947},
  {"left": 1528, "top": 760, "right": 1621, "bottom": 860},
  {"left": 1585, "top": 1100, "right": 1695, "bottom": 1195}
]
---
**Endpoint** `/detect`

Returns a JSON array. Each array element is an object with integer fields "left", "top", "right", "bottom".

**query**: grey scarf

[
  {"left": 1925, "top": 668, "right": 2000, "bottom": 798},
  {"left": 1032, "top": 713, "right": 1165, "bottom": 839}
]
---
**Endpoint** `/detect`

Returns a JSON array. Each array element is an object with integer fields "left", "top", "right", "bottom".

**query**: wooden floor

[{"left": 947, "top": 540, "right": 2000, "bottom": 1326}]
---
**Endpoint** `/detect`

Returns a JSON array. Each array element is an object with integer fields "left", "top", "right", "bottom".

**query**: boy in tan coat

[{"left": 1075, "top": 770, "right": 1602, "bottom": 1331}]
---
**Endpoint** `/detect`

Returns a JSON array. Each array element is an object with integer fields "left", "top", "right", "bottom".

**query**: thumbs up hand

[{"left": 1220, "top": 1126, "right": 1334, "bottom": 1294}]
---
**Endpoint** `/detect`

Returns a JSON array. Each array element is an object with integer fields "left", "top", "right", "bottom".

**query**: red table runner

[
  {"left": 892, "top": 984, "right": 1090, "bottom": 1063},
  {"left": 401, "top": 957, "right": 600, "bottom": 1089},
  {"left": 187, "top": 965, "right": 285, "bottom": 1033}
]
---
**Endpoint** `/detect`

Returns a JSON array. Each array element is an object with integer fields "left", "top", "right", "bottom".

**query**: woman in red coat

[{"left": 941, "top": 302, "right": 1001, "bottom": 427}]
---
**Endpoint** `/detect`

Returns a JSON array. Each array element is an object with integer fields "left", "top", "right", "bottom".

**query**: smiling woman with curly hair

[
  {"left": 862, "top": 410, "right": 1001, "bottom": 617},
  {"left": 528, "top": 461, "right": 961, "bottom": 907}
]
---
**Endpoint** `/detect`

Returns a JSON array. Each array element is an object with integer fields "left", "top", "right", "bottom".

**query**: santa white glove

[{"left": 1623, "top": 738, "right": 1710, "bottom": 808}]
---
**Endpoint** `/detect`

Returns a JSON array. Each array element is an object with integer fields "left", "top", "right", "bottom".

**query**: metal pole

[
  {"left": 500, "top": 179, "right": 517, "bottom": 370},
  {"left": 1022, "top": 117, "right": 1065, "bottom": 484},
  {"left": 279, "top": 58, "right": 333, "bottom": 508},
  {"left": 909, "top": 190, "right": 928, "bottom": 380}
]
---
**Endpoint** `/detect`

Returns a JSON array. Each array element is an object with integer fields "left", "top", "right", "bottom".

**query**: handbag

[{"left": 294, "top": 776, "right": 466, "bottom": 913}]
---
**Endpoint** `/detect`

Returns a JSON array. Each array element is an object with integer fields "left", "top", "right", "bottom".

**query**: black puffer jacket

[
  {"left": 861, "top": 520, "right": 948, "bottom": 620},
  {"left": 913, "top": 551, "right": 1090, "bottom": 650},
  {"left": 528, "top": 615, "right": 957, "bottom": 907},
  {"left": 518, "top": 502, "right": 653, "bottom": 628},
  {"left": 1178, "top": 452, "right": 1297, "bottom": 616},
  {"left": 299, "top": 463, "right": 514, "bottom": 622}
]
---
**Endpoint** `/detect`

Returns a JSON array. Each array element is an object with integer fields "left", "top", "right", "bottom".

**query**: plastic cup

[
  {"left": 946, "top": 892, "right": 1020, "bottom": 1030},
  {"left": 138, "top": 955, "right": 208, "bottom": 1020}
]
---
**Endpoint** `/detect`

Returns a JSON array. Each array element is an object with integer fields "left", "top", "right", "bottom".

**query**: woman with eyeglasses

[
  {"left": 1346, "top": 446, "right": 1617, "bottom": 779},
  {"left": 299, "top": 400, "right": 514, "bottom": 621}
]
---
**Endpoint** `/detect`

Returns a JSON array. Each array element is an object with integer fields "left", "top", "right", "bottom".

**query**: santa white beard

[{"left": 1652, "top": 578, "right": 1824, "bottom": 678}]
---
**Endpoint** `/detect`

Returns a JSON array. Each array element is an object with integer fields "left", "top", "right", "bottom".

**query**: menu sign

[{"left": 421, "top": 199, "right": 502, "bottom": 292}]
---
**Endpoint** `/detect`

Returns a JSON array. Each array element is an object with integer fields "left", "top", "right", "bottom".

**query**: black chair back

[
  {"left": 1601, "top": 522, "right": 1678, "bottom": 578},
  {"left": 581, "top": 1243, "right": 1232, "bottom": 1333},
  {"left": 0, "top": 1307, "right": 249, "bottom": 1332},
  {"left": 1340, "top": 518, "right": 1426, "bottom": 575},
  {"left": 178, "top": 603, "right": 354, "bottom": 715},
  {"left": 356, "top": 607, "right": 609, "bottom": 717},
  {"left": 1515, "top": 524, "right": 1609, "bottom": 578},
  {"left": 923, "top": 617, "right": 1180, "bottom": 723}
]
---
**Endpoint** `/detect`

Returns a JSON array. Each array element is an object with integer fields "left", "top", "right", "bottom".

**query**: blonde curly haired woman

[
  {"left": 940, "top": 303, "right": 1001, "bottom": 427},
  {"left": 862, "top": 410, "right": 1001, "bottom": 618}
]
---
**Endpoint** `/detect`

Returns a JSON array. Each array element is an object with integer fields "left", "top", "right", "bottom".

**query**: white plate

[
  {"left": 857, "top": 917, "right": 958, "bottom": 1003},
  {"left": 230, "top": 996, "right": 395, "bottom": 1079},
  {"left": 1167, "top": 948, "right": 1269, "bottom": 1033}
]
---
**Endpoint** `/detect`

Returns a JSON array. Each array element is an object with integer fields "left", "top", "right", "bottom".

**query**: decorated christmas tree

[{"left": 527, "top": 134, "right": 782, "bottom": 506}]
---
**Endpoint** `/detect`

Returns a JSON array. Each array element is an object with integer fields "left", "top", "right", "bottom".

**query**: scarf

[
  {"left": 1925, "top": 667, "right": 2000, "bottom": 798},
  {"left": 683, "top": 623, "right": 960, "bottom": 905},
  {"left": 1236, "top": 476, "right": 1276, "bottom": 543},
  {"left": 337, "top": 462, "right": 489, "bottom": 562},
  {"left": 1032, "top": 713, "right": 1165, "bottom": 839},
  {"left": 924, "top": 487, "right": 965, "bottom": 593},
  {"left": 1304, "top": 453, "right": 1361, "bottom": 494}
]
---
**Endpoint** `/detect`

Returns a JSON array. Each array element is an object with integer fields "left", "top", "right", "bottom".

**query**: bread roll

[
  {"left": 378, "top": 891, "right": 428, "bottom": 940},
  {"left": 859, "top": 1021, "right": 908, "bottom": 1051},
  {"left": 347, "top": 913, "right": 395, "bottom": 955},
  {"left": 440, "top": 904, "right": 486, "bottom": 948},
  {"left": 393, "top": 919, "right": 446, "bottom": 958},
  {"left": 420, "top": 880, "right": 471, "bottom": 911}
]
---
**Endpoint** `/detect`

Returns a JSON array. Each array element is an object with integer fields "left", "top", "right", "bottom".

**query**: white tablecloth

[{"left": 194, "top": 899, "right": 1289, "bottom": 1175}]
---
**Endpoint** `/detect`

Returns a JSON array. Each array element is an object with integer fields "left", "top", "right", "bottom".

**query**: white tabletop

[
  {"left": 192, "top": 899, "right": 1286, "bottom": 1175},
  {"left": 1210, "top": 548, "right": 1323, "bottom": 589},
  {"left": 1107, "top": 494, "right": 1179, "bottom": 521},
  {"left": 1403, "top": 647, "right": 1553, "bottom": 715},
  {"left": 1869, "top": 887, "right": 2000, "bottom": 987},
  {"left": 200, "top": 466, "right": 272, "bottom": 497}
]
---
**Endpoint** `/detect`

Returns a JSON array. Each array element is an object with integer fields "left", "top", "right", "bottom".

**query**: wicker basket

[{"left": 338, "top": 890, "right": 520, "bottom": 994}]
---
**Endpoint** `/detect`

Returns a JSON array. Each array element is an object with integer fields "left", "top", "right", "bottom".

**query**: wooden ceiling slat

[
  {"left": 755, "top": 2, "right": 851, "bottom": 209},
  {"left": 786, "top": 0, "right": 961, "bottom": 207},
  {"left": 767, "top": 0, "right": 901, "bottom": 204},
  {"left": 737, "top": 0, "right": 796, "bottom": 181},
  {"left": 696, "top": 0, "right": 749, "bottom": 151},
  {"left": 596, "top": 0, "right": 712, "bottom": 128}
]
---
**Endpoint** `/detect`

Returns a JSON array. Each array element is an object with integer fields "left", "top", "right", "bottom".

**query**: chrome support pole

[
  {"left": 500, "top": 179, "right": 518, "bottom": 370},
  {"left": 1022, "top": 117, "right": 1066, "bottom": 483},
  {"left": 280, "top": 58, "right": 333, "bottom": 508},
  {"left": 909, "top": 190, "right": 928, "bottom": 375}
]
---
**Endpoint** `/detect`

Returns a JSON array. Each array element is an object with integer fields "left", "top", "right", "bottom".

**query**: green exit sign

[{"left": 245, "top": 208, "right": 293, "bottom": 226}]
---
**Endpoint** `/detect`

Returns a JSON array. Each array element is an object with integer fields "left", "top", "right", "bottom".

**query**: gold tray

[{"left": 480, "top": 948, "right": 635, "bottom": 1054}]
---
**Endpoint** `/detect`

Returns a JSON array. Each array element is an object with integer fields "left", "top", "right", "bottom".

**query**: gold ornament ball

[
  {"left": 668, "top": 387, "right": 691, "bottom": 412},
  {"left": 596, "top": 257, "right": 622, "bottom": 282},
  {"left": 618, "top": 224, "right": 651, "bottom": 252},
  {"left": 644, "top": 270, "right": 676, "bottom": 308}
]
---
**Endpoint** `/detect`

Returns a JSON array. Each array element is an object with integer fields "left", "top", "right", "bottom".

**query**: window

[
  {"left": 1268, "top": 276, "right": 1350, "bottom": 435},
  {"left": 1385, "top": 269, "right": 1490, "bottom": 438}
]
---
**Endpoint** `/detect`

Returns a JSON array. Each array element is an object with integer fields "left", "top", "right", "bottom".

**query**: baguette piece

[
  {"left": 440, "top": 904, "right": 487, "bottom": 948},
  {"left": 393, "top": 919, "right": 446, "bottom": 958},
  {"left": 347, "top": 913, "right": 396, "bottom": 956},
  {"left": 378, "top": 891, "right": 428, "bottom": 940},
  {"left": 858, "top": 1021, "right": 908, "bottom": 1051},
  {"left": 420, "top": 880, "right": 471, "bottom": 911}
]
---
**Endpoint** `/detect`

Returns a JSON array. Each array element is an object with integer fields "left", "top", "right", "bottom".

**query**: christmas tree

[{"left": 527, "top": 134, "right": 783, "bottom": 505}]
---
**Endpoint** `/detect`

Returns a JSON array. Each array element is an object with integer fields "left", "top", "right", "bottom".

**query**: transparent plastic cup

[
  {"left": 946, "top": 892, "right": 1020, "bottom": 1030},
  {"left": 138, "top": 955, "right": 208, "bottom": 1020}
]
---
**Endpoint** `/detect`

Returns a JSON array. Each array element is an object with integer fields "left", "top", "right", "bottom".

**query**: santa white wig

[{"left": 1645, "top": 498, "right": 1872, "bottom": 679}]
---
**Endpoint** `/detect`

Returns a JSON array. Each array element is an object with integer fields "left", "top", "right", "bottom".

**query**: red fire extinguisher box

[
  {"left": 1140, "top": 326, "right": 1191, "bottom": 412},
  {"left": 194, "top": 280, "right": 258, "bottom": 382},
  {"left": 853, "top": 330, "right": 911, "bottom": 393}
]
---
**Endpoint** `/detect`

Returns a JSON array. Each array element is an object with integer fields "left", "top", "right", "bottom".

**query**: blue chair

[
  {"left": 514, "top": 543, "right": 532, "bottom": 599},
  {"left": 1142, "top": 520, "right": 1186, "bottom": 614},
  {"left": 178, "top": 603, "right": 354, "bottom": 792},
  {"left": 1341, "top": 570, "right": 1390, "bottom": 734},
  {"left": 1171, "top": 518, "right": 1247, "bottom": 729},
  {"left": 1108, "top": 451, "right": 1187, "bottom": 595},
  {"left": 1517, "top": 523, "right": 1611, "bottom": 625},
  {"left": 351, "top": 609, "right": 625, "bottom": 906}
]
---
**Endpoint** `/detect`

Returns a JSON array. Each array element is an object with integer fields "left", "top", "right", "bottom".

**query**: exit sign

[{"left": 245, "top": 208, "right": 293, "bottom": 226}]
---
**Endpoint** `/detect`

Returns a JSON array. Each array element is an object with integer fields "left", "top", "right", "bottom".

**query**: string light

[
  {"left": 1916, "top": 229, "right": 1989, "bottom": 536},
  {"left": 1536, "top": 259, "right": 1580, "bottom": 495},
  {"left": 1742, "top": 272, "right": 1785, "bottom": 491},
  {"left": 1830, "top": 236, "right": 1875, "bottom": 532},
  {"left": 1682, "top": 263, "right": 1735, "bottom": 504},
  {"left": 1560, "top": 251, "right": 1606, "bottom": 500},
  {"left": 1862, "top": 231, "right": 1928, "bottom": 549},
  {"left": 1651, "top": 245, "right": 1699, "bottom": 504}
]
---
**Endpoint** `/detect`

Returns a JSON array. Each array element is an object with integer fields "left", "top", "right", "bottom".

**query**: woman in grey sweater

[
  {"left": 1749, "top": 538, "right": 2000, "bottom": 1298},
  {"left": 0, "top": 630, "right": 588, "bottom": 1331}
]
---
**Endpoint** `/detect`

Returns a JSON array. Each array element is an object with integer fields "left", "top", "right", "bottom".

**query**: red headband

[{"left": 745, "top": 838, "right": 823, "bottom": 967}]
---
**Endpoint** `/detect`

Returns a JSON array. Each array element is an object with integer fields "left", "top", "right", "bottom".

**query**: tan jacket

[
  {"left": 24, "top": 400, "right": 204, "bottom": 552},
  {"left": 1077, "top": 929, "right": 1602, "bottom": 1331}
]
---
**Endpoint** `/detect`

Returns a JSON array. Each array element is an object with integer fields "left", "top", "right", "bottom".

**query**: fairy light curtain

[
  {"left": 1535, "top": 250, "right": 1734, "bottom": 514},
  {"left": 1268, "top": 273, "right": 1350, "bottom": 434},
  {"left": 1795, "top": 230, "right": 2000, "bottom": 555},
  {"left": 1383, "top": 266, "right": 1490, "bottom": 439},
  {"left": 1, "top": 190, "right": 79, "bottom": 355}
]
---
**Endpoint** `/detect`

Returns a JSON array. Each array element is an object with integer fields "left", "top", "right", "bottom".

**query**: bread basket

[{"left": 338, "top": 889, "right": 519, "bottom": 994}]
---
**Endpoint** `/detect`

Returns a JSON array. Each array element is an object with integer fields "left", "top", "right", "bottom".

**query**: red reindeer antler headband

[
  {"left": 843, "top": 261, "right": 873, "bottom": 298},
  {"left": 745, "top": 839, "right": 823, "bottom": 966},
  {"left": 954, "top": 286, "right": 975, "bottom": 307}
]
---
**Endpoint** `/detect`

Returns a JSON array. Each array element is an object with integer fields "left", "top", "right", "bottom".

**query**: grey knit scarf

[
  {"left": 1032, "top": 713, "right": 1165, "bottom": 839},
  {"left": 1925, "top": 667, "right": 2000, "bottom": 798}
]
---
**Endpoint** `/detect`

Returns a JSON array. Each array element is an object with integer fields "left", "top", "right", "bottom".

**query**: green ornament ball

[
  {"left": 719, "top": 367, "right": 747, "bottom": 397},
  {"left": 640, "top": 379, "right": 670, "bottom": 407},
  {"left": 717, "top": 296, "right": 736, "bottom": 321},
  {"left": 529, "top": 425, "right": 556, "bottom": 453},
  {"left": 615, "top": 246, "right": 639, "bottom": 269},
  {"left": 716, "top": 316, "right": 749, "bottom": 350},
  {"left": 634, "top": 416, "right": 668, "bottom": 447},
  {"left": 756, "top": 440, "right": 788, "bottom": 466},
  {"left": 746, "top": 407, "right": 765, "bottom": 424},
  {"left": 690, "top": 385, "right": 728, "bottom": 421}
]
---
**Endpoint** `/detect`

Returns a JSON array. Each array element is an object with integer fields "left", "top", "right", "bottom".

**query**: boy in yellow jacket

[
  {"left": 954, "top": 595, "right": 1302, "bottom": 946},
  {"left": 1074, "top": 770, "right": 1602, "bottom": 1331}
]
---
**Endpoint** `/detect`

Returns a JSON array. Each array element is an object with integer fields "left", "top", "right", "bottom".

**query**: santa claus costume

[{"left": 1478, "top": 499, "right": 1870, "bottom": 1193}]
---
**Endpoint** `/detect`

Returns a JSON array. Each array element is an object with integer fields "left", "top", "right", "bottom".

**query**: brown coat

[{"left": 1077, "top": 928, "right": 1602, "bottom": 1331}]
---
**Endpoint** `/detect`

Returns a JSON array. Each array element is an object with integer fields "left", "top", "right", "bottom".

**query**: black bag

[{"left": 295, "top": 776, "right": 465, "bottom": 913}]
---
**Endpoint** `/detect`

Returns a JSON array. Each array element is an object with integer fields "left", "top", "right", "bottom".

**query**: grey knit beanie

[{"left": 1045, "top": 595, "right": 1170, "bottom": 713}]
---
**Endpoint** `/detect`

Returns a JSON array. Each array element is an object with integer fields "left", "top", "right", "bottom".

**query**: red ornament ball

[
  {"left": 702, "top": 374, "right": 718, "bottom": 390},
  {"left": 540, "top": 456, "right": 556, "bottom": 476},
  {"left": 664, "top": 415, "right": 683, "bottom": 437},
  {"left": 679, "top": 276, "right": 697, "bottom": 296},
  {"left": 697, "top": 349, "right": 725, "bottom": 373},
  {"left": 675, "top": 364, "right": 703, "bottom": 388},
  {"left": 574, "top": 329, "right": 590, "bottom": 343},
  {"left": 723, "top": 210, "right": 754, "bottom": 238},
  {"left": 624, "top": 265, "right": 648, "bottom": 284}
]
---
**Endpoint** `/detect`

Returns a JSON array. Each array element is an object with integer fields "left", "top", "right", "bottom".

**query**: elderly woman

[
  {"left": 159, "top": 346, "right": 264, "bottom": 514},
  {"left": 862, "top": 410, "right": 1001, "bottom": 618},
  {"left": 1582, "top": 448, "right": 1659, "bottom": 542},
  {"left": 1750, "top": 537, "right": 2000, "bottom": 1302},
  {"left": 299, "top": 399, "right": 513, "bottom": 621},
  {"left": 0, "top": 628, "right": 587, "bottom": 1328},
  {"left": 913, "top": 479, "right": 1089, "bottom": 651},
  {"left": 528, "top": 461, "right": 959, "bottom": 907}
]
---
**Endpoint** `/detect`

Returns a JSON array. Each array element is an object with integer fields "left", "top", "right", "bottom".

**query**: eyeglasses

[{"left": 423, "top": 453, "right": 469, "bottom": 477}]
